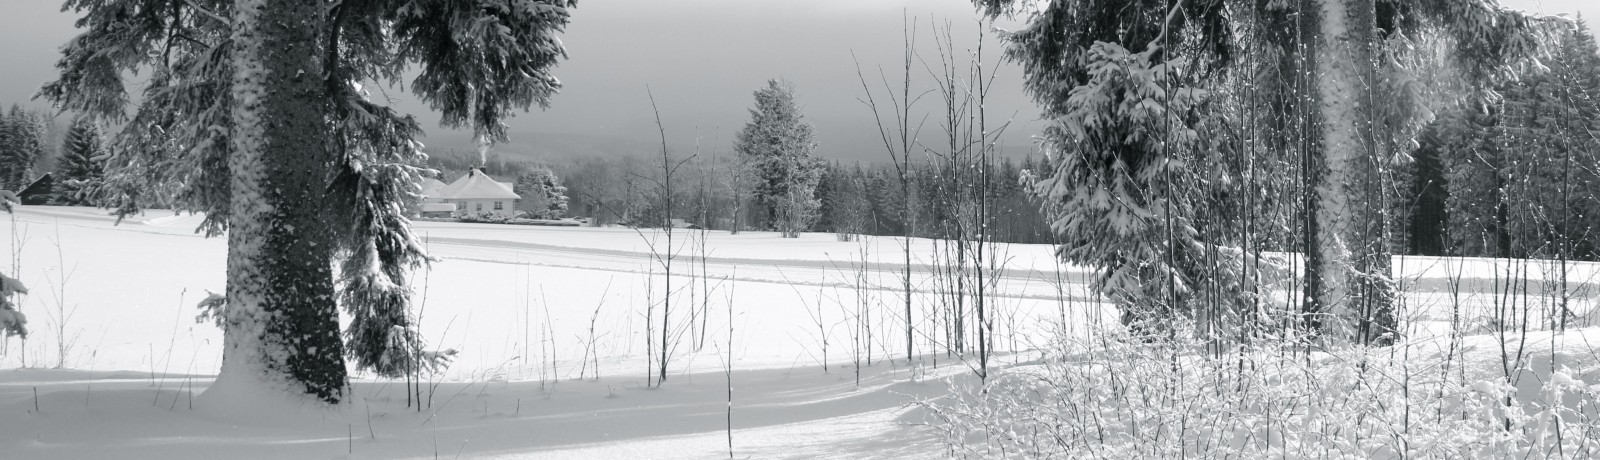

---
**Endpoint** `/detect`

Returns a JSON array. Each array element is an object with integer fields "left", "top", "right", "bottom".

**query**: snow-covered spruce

[
  {"left": 41, "top": 0, "right": 578, "bottom": 405},
  {"left": 733, "top": 79, "right": 824, "bottom": 238},
  {"left": 970, "top": 0, "right": 1564, "bottom": 343}
]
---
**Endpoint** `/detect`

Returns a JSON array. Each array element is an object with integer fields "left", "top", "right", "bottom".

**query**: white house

[
  {"left": 417, "top": 178, "right": 454, "bottom": 218},
  {"left": 433, "top": 169, "right": 520, "bottom": 218}
]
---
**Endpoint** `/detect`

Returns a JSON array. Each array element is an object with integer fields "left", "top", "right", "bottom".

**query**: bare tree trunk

[
  {"left": 974, "top": 28, "right": 991, "bottom": 379},
  {"left": 650, "top": 90, "right": 674, "bottom": 385},
  {"left": 853, "top": 12, "right": 922, "bottom": 365},
  {"left": 210, "top": 0, "right": 346, "bottom": 404},
  {"left": 1309, "top": 0, "right": 1394, "bottom": 344}
]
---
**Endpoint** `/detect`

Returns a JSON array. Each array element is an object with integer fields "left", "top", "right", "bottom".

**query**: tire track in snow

[
  {"left": 424, "top": 236, "right": 1100, "bottom": 303},
  {"left": 426, "top": 236, "right": 1088, "bottom": 280}
]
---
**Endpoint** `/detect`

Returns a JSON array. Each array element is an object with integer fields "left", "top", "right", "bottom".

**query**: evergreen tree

[
  {"left": 1407, "top": 124, "right": 1450, "bottom": 256},
  {"left": 514, "top": 167, "right": 569, "bottom": 219},
  {"left": 953, "top": 2, "right": 1253, "bottom": 334},
  {"left": 1504, "top": 18, "right": 1600, "bottom": 261},
  {"left": 43, "top": 0, "right": 576, "bottom": 404},
  {"left": 732, "top": 79, "right": 822, "bottom": 238},
  {"left": 1425, "top": 19, "right": 1600, "bottom": 261},
  {"left": 0, "top": 105, "right": 44, "bottom": 191},
  {"left": 55, "top": 116, "right": 106, "bottom": 206},
  {"left": 817, "top": 162, "right": 870, "bottom": 240},
  {"left": 970, "top": 0, "right": 1559, "bottom": 343},
  {"left": 0, "top": 108, "right": 11, "bottom": 189},
  {"left": 812, "top": 162, "right": 838, "bottom": 232}
]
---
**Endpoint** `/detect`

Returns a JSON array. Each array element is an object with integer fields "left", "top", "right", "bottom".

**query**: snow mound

[{"left": 195, "top": 369, "right": 351, "bottom": 427}]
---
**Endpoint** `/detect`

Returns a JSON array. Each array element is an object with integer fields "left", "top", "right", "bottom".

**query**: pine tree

[
  {"left": 54, "top": 116, "right": 106, "bottom": 206},
  {"left": 732, "top": 79, "right": 822, "bottom": 238},
  {"left": 514, "top": 167, "right": 569, "bottom": 219},
  {"left": 43, "top": 0, "right": 576, "bottom": 404}
]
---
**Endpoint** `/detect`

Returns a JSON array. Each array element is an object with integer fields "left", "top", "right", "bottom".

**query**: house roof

[
  {"left": 19, "top": 173, "right": 54, "bottom": 205},
  {"left": 420, "top": 178, "right": 448, "bottom": 198},
  {"left": 437, "top": 169, "right": 519, "bottom": 200}
]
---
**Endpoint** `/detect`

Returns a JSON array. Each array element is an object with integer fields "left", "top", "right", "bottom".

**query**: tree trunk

[
  {"left": 902, "top": 175, "right": 914, "bottom": 364},
  {"left": 208, "top": 0, "right": 346, "bottom": 404},
  {"left": 1310, "top": 0, "right": 1395, "bottom": 344}
]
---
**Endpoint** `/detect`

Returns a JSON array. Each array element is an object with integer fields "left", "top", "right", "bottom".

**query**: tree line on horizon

[
  {"left": 425, "top": 14, "right": 1600, "bottom": 265},
  {"left": 0, "top": 104, "right": 106, "bottom": 205},
  {"left": 432, "top": 146, "right": 1058, "bottom": 242}
]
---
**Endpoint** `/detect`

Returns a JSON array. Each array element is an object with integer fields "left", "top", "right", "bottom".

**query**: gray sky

[
  {"left": 1, "top": 0, "right": 1035, "bottom": 162},
  {"left": 400, "top": 0, "right": 1039, "bottom": 161},
  {"left": 2, "top": 0, "right": 1594, "bottom": 163}
]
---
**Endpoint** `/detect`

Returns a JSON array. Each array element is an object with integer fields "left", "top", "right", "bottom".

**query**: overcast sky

[{"left": 1, "top": 0, "right": 1594, "bottom": 162}]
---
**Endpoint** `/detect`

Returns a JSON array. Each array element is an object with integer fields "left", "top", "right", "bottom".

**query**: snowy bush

[
  {"left": 921, "top": 322, "right": 1600, "bottom": 458},
  {"left": 0, "top": 272, "right": 27, "bottom": 339},
  {"left": 0, "top": 191, "right": 24, "bottom": 340},
  {"left": 457, "top": 210, "right": 515, "bottom": 224},
  {"left": 514, "top": 167, "right": 569, "bottom": 220}
]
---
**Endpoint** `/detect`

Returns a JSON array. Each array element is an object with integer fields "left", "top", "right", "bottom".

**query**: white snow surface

[{"left": 0, "top": 206, "right": 1596, "bottom": 458}]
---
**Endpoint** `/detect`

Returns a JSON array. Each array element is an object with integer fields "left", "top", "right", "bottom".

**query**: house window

[
  {"left": 475, "top": 202, "right": 483, "bottom": 211},
  {"left": 493, "top": 201, "right": 503, "bottom": 210},
  {"left": 455, "top": 202, "right": 466, "bottom": 210}
]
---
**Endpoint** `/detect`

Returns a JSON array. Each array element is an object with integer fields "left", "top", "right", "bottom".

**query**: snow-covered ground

[{"left": 0, "top": 206, "right": 1597, "bottom": 458}]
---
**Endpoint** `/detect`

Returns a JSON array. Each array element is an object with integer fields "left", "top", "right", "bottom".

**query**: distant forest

[{"left": 426, "top": 149, "right": 1059, "bottom": 244}]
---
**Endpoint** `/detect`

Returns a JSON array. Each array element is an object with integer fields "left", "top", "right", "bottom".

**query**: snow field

[
  {"left": 2, "top": 205, "right": 1599, "bottom": 458},
  {"left": 0, "top": 206, "right": 1065, "bottom": 458}
]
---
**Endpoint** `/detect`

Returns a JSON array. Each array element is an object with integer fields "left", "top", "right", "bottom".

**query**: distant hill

[{"left": 420, "top": 130, "right": 654, "bottom": 165}]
